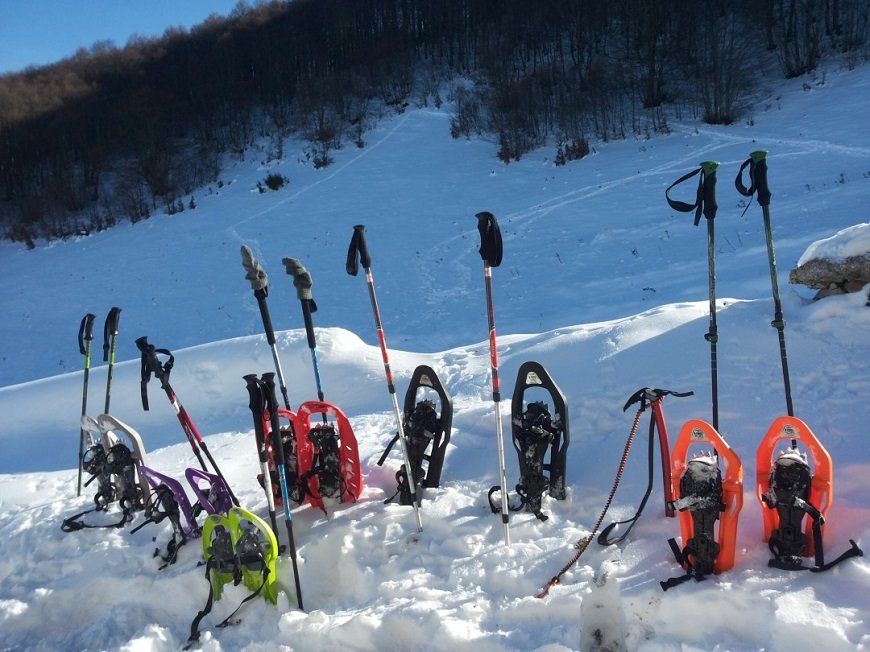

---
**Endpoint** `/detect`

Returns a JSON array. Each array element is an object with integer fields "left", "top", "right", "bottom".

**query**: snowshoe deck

[
  {"left": 402, "top": 365, "right": 453, "bottom": 490},
  {"left": 379, "top": 364, "right": 454, "bottom": 505},
  {"left": 186, "top": 467, "right": 235, "bottom": 515},
  {"left": 138, "top": 466, "right": 200, "bottom": 538},
  {"left": 668, "top": 419, "right": 743, "bottom": 576},
  {"left": 294, "top": 400, "right": 363, "bottom": 513},
  {"left": 200, "top": 506, "right": 279, "bottom": 605},
  {"left": 756, "top": 415, "right": 832, "bottom": 558},
  {"left": 495, "top": 361, "right": 569, "bottom": 520},
  {"left": 95, "top": 414, "right": 152, "bottom": 511}
]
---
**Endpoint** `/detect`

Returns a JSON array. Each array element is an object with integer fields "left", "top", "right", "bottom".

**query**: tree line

[{"left": 1, "top": 0, "right": 867, "bottom": 247}]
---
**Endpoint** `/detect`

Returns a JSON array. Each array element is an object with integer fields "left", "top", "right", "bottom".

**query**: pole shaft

[
  {"left": 706, "top": 217, "right": 719, "bottom": 431},
  {"left": 77, "top": 343, "right": 92, "bottom": 496},
  {"left": 256, "top": 289, "right": 292, "bottom": 410},
  {"left": 263, "top": 373, "right": 304, "bottom": 610},
  {"left": 485, "top": 265, "right": 510, "bottom": 546},
  {"left": 104, "top": 335, "right": 116, "bottom": 414},
  {"left": 762, "top": 206, "right": 795, "bottom": 417},
  {"left": 364, "top": 268, "right": 423, "bottom": 532}
]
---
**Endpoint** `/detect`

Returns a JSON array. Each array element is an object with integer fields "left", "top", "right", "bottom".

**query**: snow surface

[
  {"left": 1, "top": 61, "right": 869, "bottom": 652},
  {"left": 797, "top": 222, "right": 870, "bottom": 265}
]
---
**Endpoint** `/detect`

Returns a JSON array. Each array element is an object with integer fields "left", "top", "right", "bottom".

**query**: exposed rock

[{"left": 789, "top": 254, "right": 870, "bottom": 299}]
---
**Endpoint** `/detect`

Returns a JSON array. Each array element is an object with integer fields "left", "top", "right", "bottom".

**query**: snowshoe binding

[
  {"left": 661, "top": 419, "right": 743, "bottom": 590},
  {"left": 489, "top": 361, "right": 569, "bottom": 521},
  {"left": 186, "top": 467, "right": 235, "bottom": 515},
  {"left": 62, "top": 414, "right": 150, "bottom": 532},
  {"left": 378, "top": 364, "right": 453, "bottom": 505},
  {"left": 134, "top": 466, "right": 201, "bottom": 568},
  {"left": 295, "top": 401, "right": 363, "bottom": 513},
  {"left": 186, "top": 506, "right": 279, "bottom": 648},
  {"left": 757, "top": 416, "right": 862, "bottom": 572}
]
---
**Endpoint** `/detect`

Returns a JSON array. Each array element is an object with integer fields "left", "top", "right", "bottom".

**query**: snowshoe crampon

[
  {"left": 295, "top": 401, "right": 363, "bottom": 512},
  {"left": 661, "top": 419, "right": 742, "bottom": 589},
  {"left": 379, "top": 364, "right": 453, "bottom": 505},
  {"left": 489, "top": 361, "right": 569, "bottom": 521},
  {"left": 135, "top": 466, "right": 201, "bottom": 567}
]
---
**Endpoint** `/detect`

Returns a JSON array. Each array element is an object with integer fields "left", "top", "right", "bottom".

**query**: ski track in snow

[{"left": 224, "top": 111, "right": 414, "bottom": 248}]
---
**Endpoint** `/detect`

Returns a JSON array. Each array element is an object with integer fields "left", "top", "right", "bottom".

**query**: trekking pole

[
  {"left": 244, "top": 374, "right": 282, "bottom": 540},
  {"left": 135, "top": 336, "right": 239, "bottom": 506},
  {"left": 102, "top": 307, "right": 121, "bottom": 413},
  {"left": 474, "top": 211, "right": 510, "bottom": 546},
  {"left": 346, "top": 225, "right": 423, "bottom": 533},
  {"left": 262, "top": 372, "right": 305, "bottom": 611},
  {"left": 735, "top": 151, "right": 795, "bottom": 422},
  {"left": 241, "top": 245, "right": 292, "bottom": 410},
  {"left": 76, "top": 313, "right": 96, "bottom": 496},
  {"left": 283, "top": 258, "right": 328, "bottom": 420},
  {"left": 666, "top": 161, "right": 721, "bottom": 430}
]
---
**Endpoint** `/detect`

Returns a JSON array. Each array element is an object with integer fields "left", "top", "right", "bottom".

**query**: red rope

[{"left": 536, "top": 403, "right": 647, "bottom": 598}]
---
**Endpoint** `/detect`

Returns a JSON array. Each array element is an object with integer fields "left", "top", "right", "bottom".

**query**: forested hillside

[{"left": 1, "top": 0, "right": 867, "bottom": 246}]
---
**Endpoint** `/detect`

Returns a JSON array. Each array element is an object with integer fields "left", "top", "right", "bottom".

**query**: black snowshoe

[
  {"left": 489, "top": 361, "right": 569, "bottom": 521},
  {"left": 762, "top": 447, "right": 862, "bottom": 572},
  {"left": 378, "top": 365, "right": 453, "bottom": 505}
]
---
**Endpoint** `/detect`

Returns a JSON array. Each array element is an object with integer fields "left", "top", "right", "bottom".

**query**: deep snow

[{"left": 0, "top": 60, "right": 868, "bottom": 652}]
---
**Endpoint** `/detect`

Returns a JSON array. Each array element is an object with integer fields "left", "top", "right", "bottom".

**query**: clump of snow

[{"left": 797, "top": 223, "right": 870, "bottom": 265}]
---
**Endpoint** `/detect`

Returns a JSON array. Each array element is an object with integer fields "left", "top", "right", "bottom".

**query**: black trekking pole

[
  {"left": 735, "top": 150, "right": 795, "bottom": 421},
  {"left": 241, "top": 245, "right": 292, "bottom": 410},
  {"left": 262, "top": 372, "right": 304, "bottom": 610},
  {"left": 474, "top": 211, "right": 510, "bottom": 546},
  {"left": 102, "top": 307, "right": 121, "bottom": 413},
  {"left": 135, "top": 336, "right": 239, "bottom": 506},
  {"left": 666, "top": 161, "right": 721, "bottom": 430},
  {"left": 282, "top": 258, "right": 327, "bottom": 410},
  {"left": 244, "top": 374, "right": 282, "bottom": 540},
  {"left": 346, "top": 225, "right": 423, "bottom": 533},
  {"left": 76, "top": 313, "right": 96, "bottom": 496}
]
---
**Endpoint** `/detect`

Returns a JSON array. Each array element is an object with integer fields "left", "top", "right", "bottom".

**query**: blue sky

[{"left": 0, "top": 0, "right": 244, "bottom": 74}]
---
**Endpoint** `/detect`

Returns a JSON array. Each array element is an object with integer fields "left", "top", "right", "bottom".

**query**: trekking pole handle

[
  {"left": 135, "top": 336, "right": 167, "bottom": 381},
  {"left": 700, "top": 161, "right": 718, "bottom": 222},
  {"left": 243, "top": 373, "right": 262, "bottom": 418},
  {"left": 475, "top": 211, "right": 503, "bottom": 267},
  {"left": 105, "top": 306, "right": 122, "bottom": 335},
  {"left": 283, "top": 257, "right": 318, "bottom": 350},
  {"left": 345, "top": 224, "right": 372, "bottom": 276},
  {"left": 734, "top": 150, "right": 772, "bottom": 207},
  {"left": 745, "top": 150, "right": 772, "bottom": 207},
  {"left": 103, "top": 307, "right": 122, "bottom": 361},
  {"left": 241, "top": 245, "right": 269, "bottom": 293},
  {"left": 78, "top": 313, "right": 96, "bottom": 355}
]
